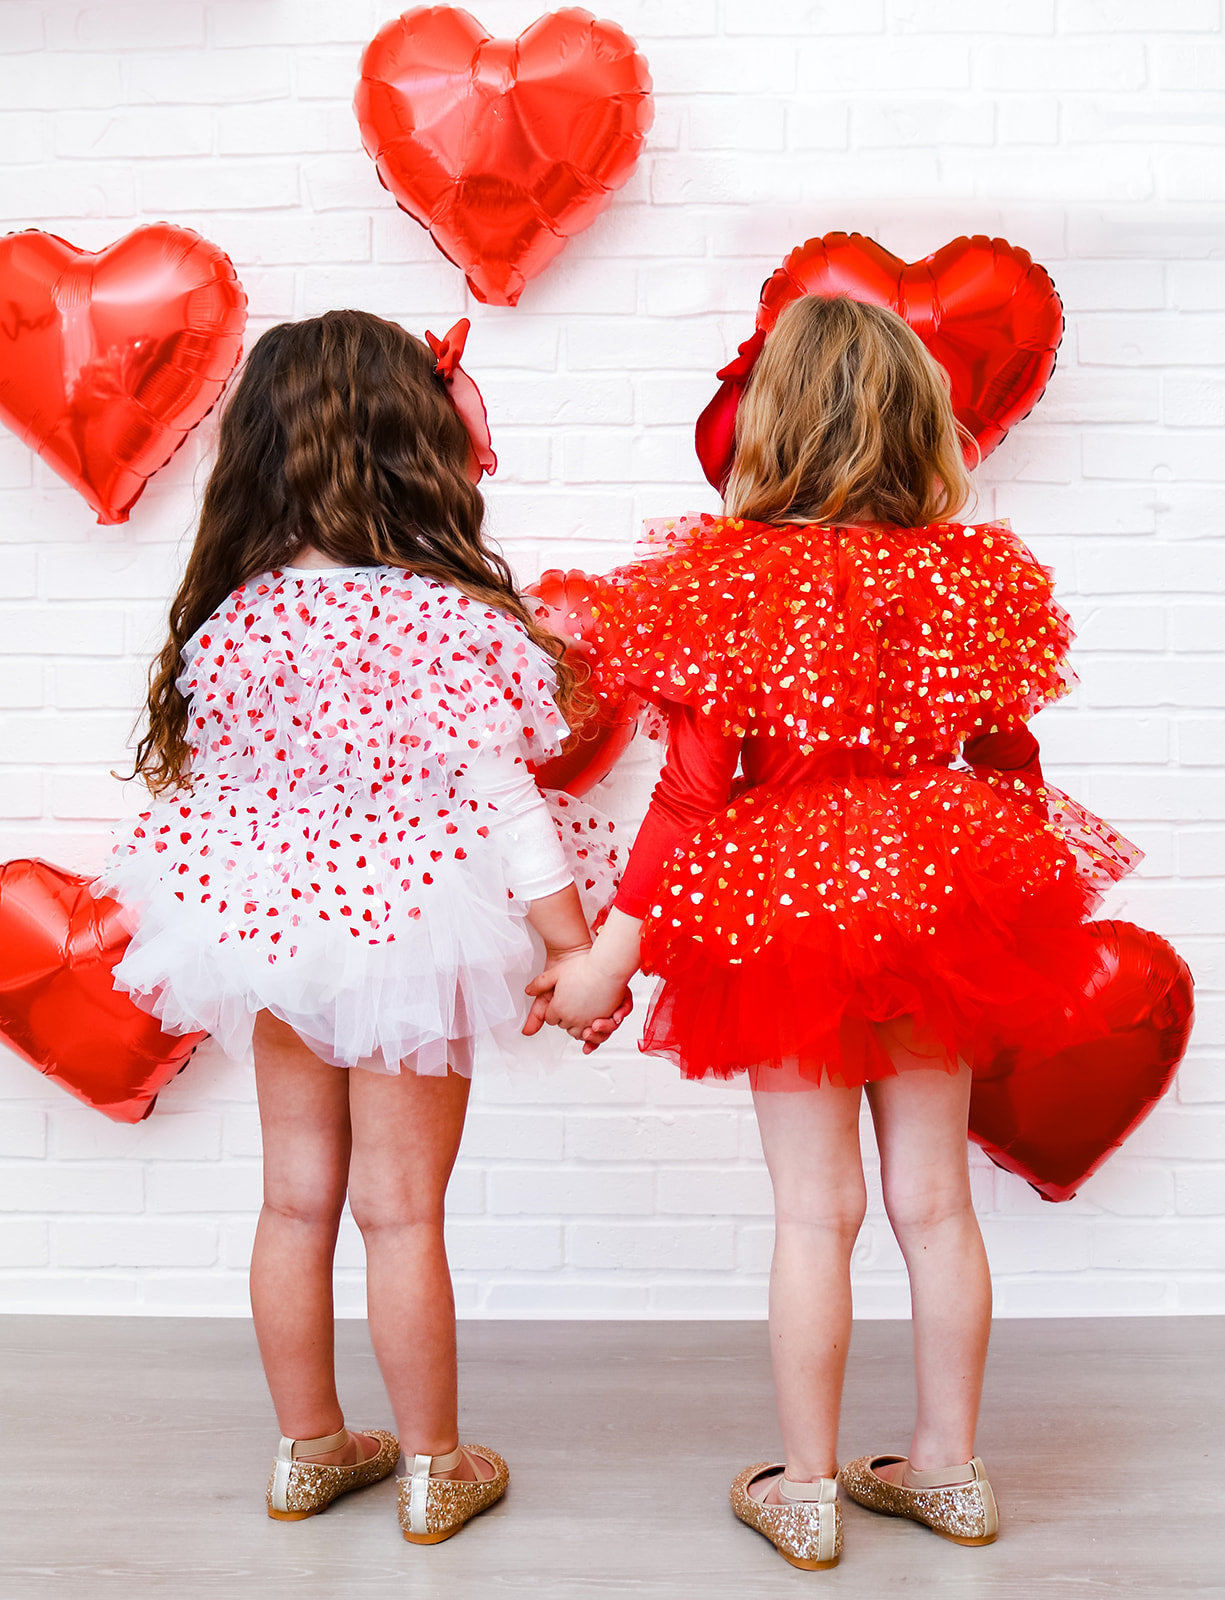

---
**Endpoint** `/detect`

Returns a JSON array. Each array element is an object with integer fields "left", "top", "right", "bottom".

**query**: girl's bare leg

[
  {"left": 250, "top": 1012, "right": 374, "bottom": 1464},
  {"left": 864, "top": 1052, "right": 991, "bottom": 1475},
  {"left": 347, "top": 1063, "right": 490, "bottom": 1479},
  {"left": 752, "top": 1082, "right": 867, "bottom": 1490}
]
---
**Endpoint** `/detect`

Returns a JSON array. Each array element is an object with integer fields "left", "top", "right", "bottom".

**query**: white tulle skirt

[{"left": 96, "top": 777, "right": 618, "bottom": 1077}]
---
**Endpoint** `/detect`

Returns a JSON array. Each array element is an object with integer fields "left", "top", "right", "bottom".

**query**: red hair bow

[
  {"left": 424, "top": 317, "right": 497, "bottom": 481},
  {"left": 693, "top": 327, "right": 767, "bottom": 494}
]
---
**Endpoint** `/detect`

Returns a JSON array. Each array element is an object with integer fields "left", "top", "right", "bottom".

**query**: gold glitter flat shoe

[
  {"left": 730, "top": 1463, "right": 843, "bottom": 1571},
  {"left": 398, "top": 1444, "right": 509, "bottom": 1545},
  {"left": 837, "top": 1454, "right": 998, "bottom": 1546},
  {"left": 266, "top": 1426, "right": 400, "bottom": 1521}
]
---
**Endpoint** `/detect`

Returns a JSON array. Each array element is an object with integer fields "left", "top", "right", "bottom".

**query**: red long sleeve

[
  {"left": 963, "top": 726, "right": 1044, "bottom": 784},
  {"left": 963, "top": 725, "right": 1046, "bottom": 817},
  {"left": 614, "top": 705, "right": 742, "bottom": 918}
]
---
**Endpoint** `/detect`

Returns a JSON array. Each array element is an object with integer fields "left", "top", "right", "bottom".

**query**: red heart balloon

[
  {"left": 696, "top": 232, "right": 1063, "bottom": 490},
  {"left": 0, "top": 225, "right": 246, "bottom": 524},
  {"left": 0, "top": 859, "right": 206, "bottom": 1123},
  {"left": 355, "top": 6, "right": 653, "bottom": 306},
  {"left": 969, "top": 922, "right": 1194, "bottom": 1203},
  {"left": 526, "top": 567, "right": 641, "bottom": 795}
]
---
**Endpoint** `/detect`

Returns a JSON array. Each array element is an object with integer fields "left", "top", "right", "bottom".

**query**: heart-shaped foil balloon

[
  {"left": 969, "top": 922, "right": 1194, "bottom": 1203},
  {"left": 696, "top": 232, "right": 1063, "bottom": 490},
  {"left": 0, "top": 858, "right": 206, "bottom": 1123},
  {"left": 526, "top": 567, "right": 641, "bottom": 795},
  {"left": 0, "top": 225, "right": 246, "bottom": 524},
  {"left": 355, "top": 6, "right": 653, "bottom": 306}
]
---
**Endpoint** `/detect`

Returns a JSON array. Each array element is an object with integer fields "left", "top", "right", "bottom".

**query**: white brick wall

[{"left": 1, "top": 0, "right": 1221, "bottom": 1318}]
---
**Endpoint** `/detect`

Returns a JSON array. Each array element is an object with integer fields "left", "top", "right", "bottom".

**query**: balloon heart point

[
  {"left": 355, "top": 7, "right": 653, "bottom": 307},
  {"left": 969, "top": 921, "right": 1194, "bottom": 1203},
  {"left": 0, "top": 226, "right": 246, "bottom": 524},
  {"left": 0, "top": 859, "right": 206, "bottom": 1123}
]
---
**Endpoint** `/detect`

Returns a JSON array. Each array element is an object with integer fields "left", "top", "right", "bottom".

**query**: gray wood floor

[{"left": 1, "top": 1315, "right": 1221, "bottom": 1597}]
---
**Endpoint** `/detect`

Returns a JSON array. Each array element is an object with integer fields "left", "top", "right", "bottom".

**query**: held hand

[
  {"left": 521, "top": 976, "right": 632, "bottom": 1052},
  {"left": 522, "top": 906, "right": 643, "bottom": 1048},
  {"left": 580, "top": 990, "right": 634, "bottom": 1054},
  {"left": 521, "top": 944, "right": 588, "bottom": 1039},
  {"left": 524, "top": 950, "right": 630, "bottom": 1042},
  {"left": 521, "top": 988, "right": 552, "bottom": 1039},
  {"left": 521, "top": 940, "right": 593, "bottom": 1039}
]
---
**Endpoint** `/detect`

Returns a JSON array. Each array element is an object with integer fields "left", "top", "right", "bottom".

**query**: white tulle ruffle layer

[
  {"left": 97, "top": 566, "right": 622, "bottom": 1074},
  {"left": 98, "top": 779, "right": 619, "bottom": 1075}
]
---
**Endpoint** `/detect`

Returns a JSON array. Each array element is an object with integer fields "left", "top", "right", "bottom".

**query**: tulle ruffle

[
  {"left": 589, "top": 514, "right": 1074, "bottom": 764},
  {"left": 98, "top": 779, "right": 622, "bottom": 1074},
  {"left": 95, "top": 565, "right": 618, "bottom": 1075},
  {"left": 544, "top": 789, "right": 623, "bottom": 914},
  {"left": 638, "top": 763, "right": 1131, "bottom": 1088},
  {"left": 97, "top": 778, "right": 529, "bottom": 1073},
  {"left": 181, "top": 566, "right": 569, "bottom": 800},
  {"left": 967, "top": 765, "right": 1143, "bottom": 897}
]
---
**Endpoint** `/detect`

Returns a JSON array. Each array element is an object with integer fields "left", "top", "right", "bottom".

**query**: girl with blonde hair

[{"left": 530, "top": 294, "right": 1136, "bottom": 1568}]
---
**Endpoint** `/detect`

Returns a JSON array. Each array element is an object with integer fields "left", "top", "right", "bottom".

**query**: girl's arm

[
  {"left": 469, "top": 742, "right": 574, "bottom": 904},
  {"left": 611, "top": 704, "right": 744, "bottom": 919},
  {"left": 467, "top": 743, "right": 632, "bottom": 1044},
  {"left": 523, "top": 881, "right": 593, "bottom": 964},
  {"left": 962, "top": 725, "right": 1044, "bottom": 783},
  {"left": 528, "top": 705, "right": 743, "bottom": 1039},
  {"left": 962, "top": 724, "right": 1046, "bottom": 815}
]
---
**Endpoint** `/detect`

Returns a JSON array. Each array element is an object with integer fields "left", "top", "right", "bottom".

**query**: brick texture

[{"left": 0, "top": 1, "right": 1221, "bottom": 1318}]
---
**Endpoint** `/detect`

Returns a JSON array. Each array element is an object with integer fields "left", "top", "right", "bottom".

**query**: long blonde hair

[{"left": 723, "top": 295, "right": 975, "bottom": 527}]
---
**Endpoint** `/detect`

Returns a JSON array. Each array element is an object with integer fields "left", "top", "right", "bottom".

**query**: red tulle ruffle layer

[
  {"left": 639, "top": 766, "right": 1114, "bottom": 1088},
  {"left": 590, "top": 514, "right": 1075, "bottom": 764}
]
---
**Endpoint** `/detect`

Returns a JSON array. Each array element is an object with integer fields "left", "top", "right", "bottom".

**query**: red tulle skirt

[{"left": 639, "top": 766, "right": 1109, "bottom": 1090}]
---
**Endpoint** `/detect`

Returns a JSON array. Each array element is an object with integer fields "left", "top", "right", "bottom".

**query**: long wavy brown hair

[
  {"left": 723, "top": 295, "right": 976, "bottom": 528},
  {"left": 132, "top": 310, "right": 585, "bottom": 796}
]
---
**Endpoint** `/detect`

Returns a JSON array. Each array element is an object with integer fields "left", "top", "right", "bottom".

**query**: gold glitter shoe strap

[
  {"left": 406, "top": 1446, "right": 465, "bottom": 1536},
  {"left": 286, "top": 1428, "right": 350, "bottom": 1460},
  {"left": 778, "top": 1474, "right": 840, "bottom": 1566},
  {"left": 902, "top": 1459, "right": 979, "bottom": 1489},
  {"left": 269, "top": 1428, "right": 350, "bottom": 1514},
  {"left": 780, "top": 1477, "right": 838, "bottom": 1504}
]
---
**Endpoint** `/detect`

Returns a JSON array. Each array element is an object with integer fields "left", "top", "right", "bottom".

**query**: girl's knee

[
  {"left": 347, "top": 1179, "right": 446, "bottom": 1237},
  {"left": 881, "top": 1176, "right": 976, "bottom": 1240},
  {"left": 774, "top": 1175, "right": 868, "bottom": 1239},
  {"left": 262, "top": 1176, "right": 347, "bottom": 1231}
]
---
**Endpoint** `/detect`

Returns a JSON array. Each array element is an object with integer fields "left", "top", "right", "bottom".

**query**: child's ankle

[{"left": 908, "top": 1444, "right": 972, "bottom": 1470}]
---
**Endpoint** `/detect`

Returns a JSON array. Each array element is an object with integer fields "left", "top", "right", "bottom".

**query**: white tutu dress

[{"left": 96, "top": 565, "right": 619, "bottom": 1075}]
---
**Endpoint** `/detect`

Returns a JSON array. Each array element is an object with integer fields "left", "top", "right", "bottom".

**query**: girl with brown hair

[
  {"left": 529, "top": 294, "right": 1137, "bottom": 1568},
  {"left": 98, "top": 309, "right": 622, "bottom": 1543}
]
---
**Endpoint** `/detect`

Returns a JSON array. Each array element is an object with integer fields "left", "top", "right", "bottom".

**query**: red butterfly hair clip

[{"left": 424, "top": 317, "right": 497, "bottom": 482}]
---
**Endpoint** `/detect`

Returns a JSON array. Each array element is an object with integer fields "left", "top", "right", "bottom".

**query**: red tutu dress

[{"left": 592, "top": 514, "right": 1141, "bottom": 1089}]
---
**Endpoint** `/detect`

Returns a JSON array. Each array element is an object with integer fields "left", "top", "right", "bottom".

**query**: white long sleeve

[{"left": 466, "top": 742, "right": 573, "bottom": 901}]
